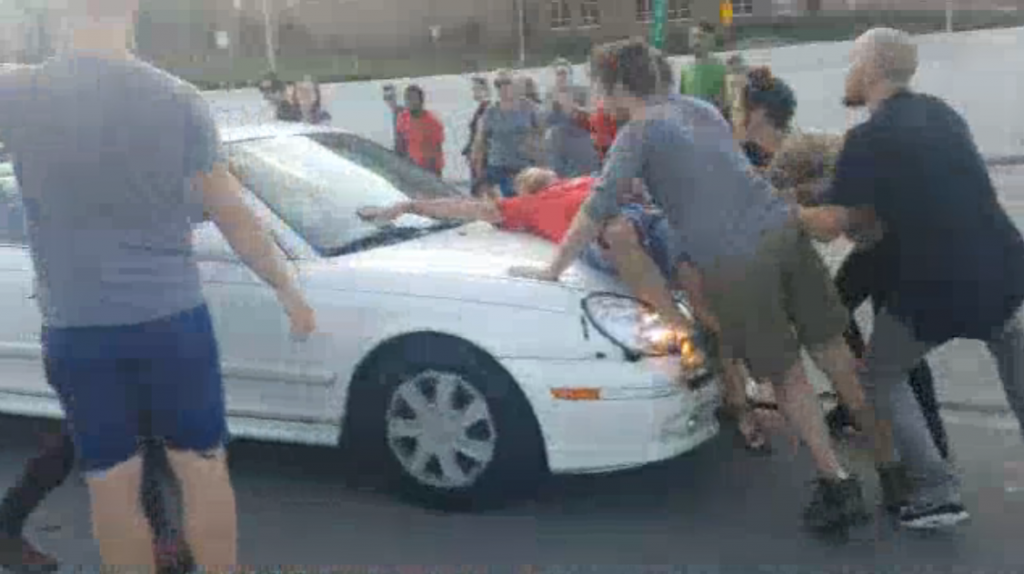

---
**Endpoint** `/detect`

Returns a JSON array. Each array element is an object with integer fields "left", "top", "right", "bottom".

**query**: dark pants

[
  {"left": 832, "top": 247, "right": 951, "bottom": 460},
  {"left": 0, "top": 432, "right": 172, "bottom": 539}
]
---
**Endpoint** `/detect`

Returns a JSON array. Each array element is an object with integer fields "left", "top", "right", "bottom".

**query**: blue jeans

[
  {"left": 581, "top": 205, "right": 678, "bottom": 279},
  {"left": 484, "top": 166, "right": 523, "bottom": 198},
  {"left": 43, "top": 305, "right": 228, "bottom": 474}
]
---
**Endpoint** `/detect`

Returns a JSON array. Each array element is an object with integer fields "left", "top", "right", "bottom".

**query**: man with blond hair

[
  {"left": 358, "top": 168, "right": 694, "bottom": 331},
  {"left": 0, "top": 0, "right": 316, "bottom": 568},
  {"left": 801, "top": 27, "right": 1024, "bottom": 529}
]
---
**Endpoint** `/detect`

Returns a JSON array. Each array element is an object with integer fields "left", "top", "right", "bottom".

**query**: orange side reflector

[{"left": 550, "top": 387, "right": 602, "bottom": 401}]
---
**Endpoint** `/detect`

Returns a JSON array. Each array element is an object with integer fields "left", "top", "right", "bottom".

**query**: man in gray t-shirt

[
  {"left": 0, "top": 0, "right": 315, "bottom": 568},
  {"left": 511, "top": 39, "right": 883, "bottom": 533}
]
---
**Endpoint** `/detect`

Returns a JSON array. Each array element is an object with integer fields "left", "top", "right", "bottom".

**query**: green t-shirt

[{"left": 680, "top": 59, "right": 727, "bottom": 107}]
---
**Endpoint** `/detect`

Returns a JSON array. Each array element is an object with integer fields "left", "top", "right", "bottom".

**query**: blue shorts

[
  {"left": 581, "top": 204, "right": 682, "bottom": 280},
  {"left": 484, "top": 165, "right": 523, "bottom": 198},
  {"left": 43, "top": 305, "right": 228, "bottom": 475}
]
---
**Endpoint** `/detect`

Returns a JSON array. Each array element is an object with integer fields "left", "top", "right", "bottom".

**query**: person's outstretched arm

[
  {"left": 510, "top": 120, "right": 644, "bottom": 281},
  {"left": 187, "top": 96, "right": 315, "bottom": 339},
  {"left": 358, "top": 198, "right": 502, "bottom": 225}
]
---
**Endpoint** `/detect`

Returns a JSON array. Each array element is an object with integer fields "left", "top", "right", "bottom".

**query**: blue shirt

[
  {"left": 0, "top": 56, "right": 220, "bottom": 327},
  {"left": 481, "top": 104, "right": 540, "bottom": 170}
]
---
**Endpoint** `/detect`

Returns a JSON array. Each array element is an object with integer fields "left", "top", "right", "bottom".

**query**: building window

[
  {"left": 732, "top": 0, "right": 754, "bottom": 16},
  {"left": 550, "top": 0, "right": 571, "bottom": 29},
  {"left": 639, "top": 0, "right": 690, "bottom": 22},
  {"left": 636, "top": 0, "right": 653, "bottom": 22},
  {"left": 667, "top": 0, "right": 691, "bottom": 20},
  {"left": 581, "top": 0, "right": 601, "bottom": 26}
]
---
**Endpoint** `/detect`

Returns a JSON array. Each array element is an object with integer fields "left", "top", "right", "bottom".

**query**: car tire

[{"left": 344, "top": 333, "right": 547, "bottom": 511}]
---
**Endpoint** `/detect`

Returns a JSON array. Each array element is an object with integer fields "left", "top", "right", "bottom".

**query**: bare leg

[
  {"left": 775, "top": 359, "right": 846, "bottom": 478},
  {"left": 808, "top": 335, "right": 894, "bottom": 466},
  {"left": 600, "top": 217, "right": 693, "bottom": 330},
  {"left": 166, "top": 448, "right": 237, "bottom": 571},
  {"left": 599, "top": 218, "right": 771, "bottom": 448},
  {"left": 86, "top": 456, "right": 156, "bottom": 570}
]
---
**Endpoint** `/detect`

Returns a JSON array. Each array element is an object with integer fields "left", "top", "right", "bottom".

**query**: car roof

[{"left": 219, "top": 122, "right": 353, "bottom": 144}]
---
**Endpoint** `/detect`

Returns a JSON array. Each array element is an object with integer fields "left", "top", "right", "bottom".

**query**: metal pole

[
  {"left": 945, "top": 0, "right": 953, "bottom": 33},
  {"left": 261, "top": 0, "right": 277, "bottom": 72},
  {"left": 518, "top": 0, "right": 526, "bottom": 67}
]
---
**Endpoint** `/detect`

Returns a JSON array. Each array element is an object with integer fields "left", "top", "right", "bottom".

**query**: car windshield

[{"left": 228, "top": 132, "right": 462, "bottom": 256}]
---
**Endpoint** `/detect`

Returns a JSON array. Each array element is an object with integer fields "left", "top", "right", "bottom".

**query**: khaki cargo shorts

[{"left": 699, "top": 220, "right": 849, "bottom": 384}]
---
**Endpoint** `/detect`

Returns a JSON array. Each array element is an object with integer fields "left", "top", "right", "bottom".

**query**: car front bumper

[{"left": 500, "top": 356, "right": 721, "bottom": 475}]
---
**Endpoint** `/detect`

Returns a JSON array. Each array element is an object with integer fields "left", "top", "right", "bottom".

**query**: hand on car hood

[{"left": 311, "top": 222, "right": 628, "bottom": 312}]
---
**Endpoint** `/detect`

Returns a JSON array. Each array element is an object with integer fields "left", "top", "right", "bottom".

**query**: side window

[
  {"left": 0, "top": 168, "right": 28, "bottom": 246},
  {"left": 314, "top": 133, "right": 461, "bottom": 200}
]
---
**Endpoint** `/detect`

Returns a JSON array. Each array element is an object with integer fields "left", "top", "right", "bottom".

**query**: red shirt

[
  {"left": 396, "top": 109, "right": 445, "bottom": 174},
  {"left": 589, "top": 103, "right": 618, "bottom": 161},
  {"left": 496, "top": 176, "right": 595, "bottom": 243}
]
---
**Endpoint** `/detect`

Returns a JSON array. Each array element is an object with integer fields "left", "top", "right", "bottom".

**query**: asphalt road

[{"left": 1, "top": 411, "right": 1021, "bottom": 571}]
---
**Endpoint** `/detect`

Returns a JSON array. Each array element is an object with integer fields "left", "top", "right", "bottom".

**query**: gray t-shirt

[
  {"left": 0, "top": 56, "right": 220, "bottom": 328},
  {"left": 583, "top": 94, "right": 793, "bottom": 270}
]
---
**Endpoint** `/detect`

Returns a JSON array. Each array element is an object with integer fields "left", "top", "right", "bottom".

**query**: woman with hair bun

[{"left": 739, "top": 66, "right": 797, "bottom": 169}]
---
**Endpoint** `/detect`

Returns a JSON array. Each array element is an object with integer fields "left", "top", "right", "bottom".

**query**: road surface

[{"left": 0, "top": 412, "right": 1020, "bottom": 570}]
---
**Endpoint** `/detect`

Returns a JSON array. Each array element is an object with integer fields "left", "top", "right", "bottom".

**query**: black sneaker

[
  {"left": 826, "top": 405, "right": 858, "bottom": 439},
  {"left": 803, "top": 476, "right": 871, "bottom": 533},
  {"left": 899, "top": 502, "right": 970, "bottom": 530},
  {"left": 878, "top": 463, "right": 912, "bottom": 514}
]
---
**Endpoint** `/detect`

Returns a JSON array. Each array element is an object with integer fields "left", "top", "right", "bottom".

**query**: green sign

[{"left": 650, "top": 0, "right": 667, "bottom": 49}]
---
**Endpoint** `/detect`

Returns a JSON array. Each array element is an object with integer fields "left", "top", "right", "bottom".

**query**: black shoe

[
  {"left": 802, "top": 476, "right": 871, "bottom": 533},
  {"left": 878, "top": 463, "right": 912, "bottom": 514},
  {"left": 899, "top": 502, "right": 970, "bottom": 530},
  {"left": 826, "top": 405, "right": 858, "bottom": 438},
  {"left": 0, "top": 535, "right": 59, "bottom": 573}
]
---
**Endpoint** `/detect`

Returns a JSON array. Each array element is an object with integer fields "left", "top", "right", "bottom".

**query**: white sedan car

[{"left": 0, "top": 123, "right": 721, "bottom": 509}]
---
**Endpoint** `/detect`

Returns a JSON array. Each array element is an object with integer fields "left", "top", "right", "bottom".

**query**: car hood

[{"left": 309, "top": 222, "right": 629, "bottom": 313}]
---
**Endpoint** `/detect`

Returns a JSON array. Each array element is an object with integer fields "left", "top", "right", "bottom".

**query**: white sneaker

[{"left": 899, "top": 502, "right": 971, "bottom": 529}]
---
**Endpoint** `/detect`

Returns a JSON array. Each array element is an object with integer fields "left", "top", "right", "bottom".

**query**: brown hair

[{"left": 590, "top": 38, "right": 660, "bottom": 98}]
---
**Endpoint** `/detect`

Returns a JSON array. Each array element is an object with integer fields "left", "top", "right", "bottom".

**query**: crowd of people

[
  {"left": 364, "top": 24, "right": 1024, "bottom": 539},
  {"left": 0, "top": 0, "right": 1019, "bottom": 569}
]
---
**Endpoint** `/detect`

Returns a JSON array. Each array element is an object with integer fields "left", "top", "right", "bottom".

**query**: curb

[
  {"left": 987, "top": 154, "right": 1024, "bottom": 167},
  {"left": 940, "top": 401, "right": 1012, "bottom": 416}
]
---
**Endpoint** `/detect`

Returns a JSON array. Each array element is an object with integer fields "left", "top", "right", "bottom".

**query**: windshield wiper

[{"left": 328, "top": 220, "right": 464, "bottom": 257}]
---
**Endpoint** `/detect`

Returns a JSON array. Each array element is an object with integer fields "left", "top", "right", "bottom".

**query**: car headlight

[{"left": 582, "top": 292, "right": 708, "bottom": 370}]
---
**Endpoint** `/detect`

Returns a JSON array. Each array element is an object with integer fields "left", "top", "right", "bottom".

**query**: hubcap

[{"left": 386, "top": 370, "right": 497, "bottom": 489}]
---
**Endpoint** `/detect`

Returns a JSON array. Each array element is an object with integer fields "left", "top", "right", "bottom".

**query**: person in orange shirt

[
  {"left": 588, "top": 100, "right": 621, "bottom": 162},
  {"left": 358, "top": 168, "right": 767, "bottom": 449},
  {"left": 358, "top": 167, "right": 704, "bottom": 352},
  {"left": 396, "top": 85, "right": 445, "bottom": 177}
]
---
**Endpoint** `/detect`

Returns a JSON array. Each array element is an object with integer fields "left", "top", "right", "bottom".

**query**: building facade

[{"left": 2, "top": 0, "right": 1021, "bottom": 64}]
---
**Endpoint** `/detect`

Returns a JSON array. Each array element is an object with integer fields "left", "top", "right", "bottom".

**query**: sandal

[{"left": 718, "top": 400, "right": 778, "bottom": 454}]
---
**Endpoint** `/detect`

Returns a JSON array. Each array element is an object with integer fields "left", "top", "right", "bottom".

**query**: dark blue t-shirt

[{"left": 825, "top": 91, "right": 1024, "bottom": 344}]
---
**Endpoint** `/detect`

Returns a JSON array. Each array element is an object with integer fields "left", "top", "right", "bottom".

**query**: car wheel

[{"left": 345, "top": 334, "right": 547, "bottom": 511}]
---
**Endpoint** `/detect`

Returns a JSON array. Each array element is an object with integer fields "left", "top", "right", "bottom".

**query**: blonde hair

[
  {"left": 768, "top": 130, "right": 845, "bottom": 205},
  {"left": 513, "top": 168, "right": 559, "bottom": 195}
]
